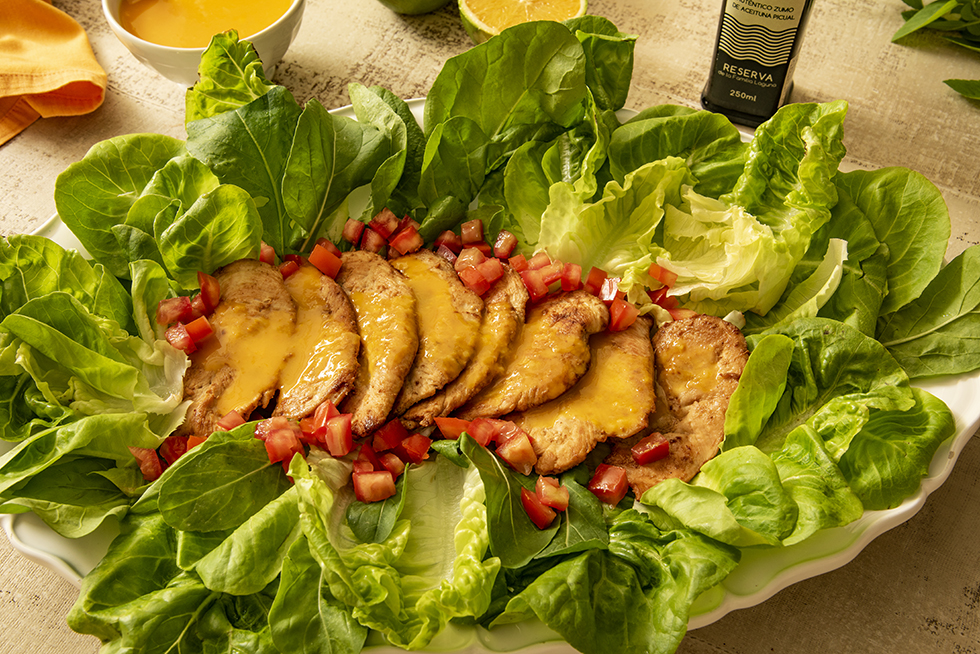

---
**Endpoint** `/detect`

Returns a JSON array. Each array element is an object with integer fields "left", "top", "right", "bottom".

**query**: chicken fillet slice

[
  {"left": 177, "top": 259, "right": 297, "bottom": 438},
  {"left": 456, "top": 290, "right": 609, "bottom": 420},
  {"left": 606, "top": 313, "right": 749, "bottom": 497},
  {"left": 336, "top": 250, "right": 418, "bottom": 437},
  {"left": 511, "top": 316, "right": 655, "bottom": 475}
]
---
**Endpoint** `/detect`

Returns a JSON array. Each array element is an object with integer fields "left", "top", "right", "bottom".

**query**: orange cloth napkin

[{"left": 0, "top": 0, "right": 107, "bottom": 145}]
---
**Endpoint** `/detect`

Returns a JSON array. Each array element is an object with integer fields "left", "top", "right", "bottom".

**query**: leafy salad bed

[{"left": 1, "top": 17, "right": 979, "bottom": 654}]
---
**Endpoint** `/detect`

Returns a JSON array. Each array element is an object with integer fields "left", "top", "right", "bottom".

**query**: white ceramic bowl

[{"left": 102, "top": 0, "right": 306, "bottom": 87}]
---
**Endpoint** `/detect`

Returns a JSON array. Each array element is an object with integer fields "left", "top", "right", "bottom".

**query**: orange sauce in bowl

[{"left": 118, "top": 0, "right": 293, "bottom": 48}]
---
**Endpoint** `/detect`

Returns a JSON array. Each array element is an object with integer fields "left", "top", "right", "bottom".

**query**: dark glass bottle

[{"left": 701, "top": 0, "right": 815, "bottom": 126}]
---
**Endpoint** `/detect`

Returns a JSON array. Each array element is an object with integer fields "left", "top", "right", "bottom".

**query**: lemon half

[{"left": 458, "top": 0, "right": 588, "bottom": 44}]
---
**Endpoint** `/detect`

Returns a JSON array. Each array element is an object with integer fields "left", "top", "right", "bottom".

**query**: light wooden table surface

[{"left": 1, "top": 1, "right": 978, "bottom": 653}]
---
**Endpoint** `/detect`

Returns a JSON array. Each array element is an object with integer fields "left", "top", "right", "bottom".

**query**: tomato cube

[
  {"left": 359, "top": 227, "right": 387, "bottom": 255},
  {"left": 379, "top": 452, "right": 406, "bottom": 478},
  {"left": 216, "top": 410, "right": 246, "bottom": 432},
  {"left": 355, "top": 443, "right": 383, "bottom": 472},
  {"left": 389, "top": 225, "right": 424, "bottom": 255},
  {"left": 165, "top": 323, "right": 197, "bottom": 354},
  {"left": 323, "top": 414, "right": 353, "bottom": 457},
  {"left": 368, "top": 208, "right": 400, "bottom": 239},
  {"left": 508, "top": 253, "right": 529, "bottom": 272},
  {"left": 476, "top": 257, "right": 505, "bottom": 285},
  {"left": 538, "top": 260, "right": 563, "bottom": 286},
  {"left": 459, "top": 265, "right": 492, "bottom": 296},
  {"left": 278, "top": 259, "right": 300, "bottom": 279},
  {"left": 560, "top": 262, "right": 582, "bottom": 291},
  {"left": 197, "top": 271, "right": 221, "bottom": 313},
  {"left": 495, "top": 431, "right": 537, "bottom": 476},
  {"left": 155, "top": 296, "right": 195, "bottom": 326},
  {"left": 528, "top": 251, "right": 551, "bottom": 270},
  {"left": 520, "top": 487, "right": 557, "bottom": 529},
  {"left": 342, "top": 218, "right": 365, "bottom": 246},
  {"left": 259, "top": 241, "right": 277, "bottom": 266},
  {"left": 668, "top": 307, "right": 699, "bottom": 321},
  {"left": 186, "top": 434, "right": 207, "bottom": 450},
  {"left": 535, "top": 475, "right": 569, "bottom": 511},
  {"left": 395, "top": 433, "right": 432, "bottom": 464},
  {"left": 631, "top": 433, "right": 670, "bottom": 465},
  {"left": 184, "top": 315, "right": 214, "bottom": 344},
  {"left": 435, "top": 243, "right": 458, "bottom": 265},
  {"left": 256, "top": 417, "right": 305, "bottom": 464},
  {"left": 373, "top": 419, "right": 409, "bottom": 452},
  {"left": 520, "top": 269, "right": 550, "bottom": 302},
  {"left": 588, "top": 464, "right": 629, "bottom": 505},
  {"left": 129, "top": 446, "right": 163, "bottom": 482},
  {"left": 433, "top": 416, "right": 471, "bottom": 440},
  {"left": 599, "top": 276, "right": 623, "bottom": 306},
  {"left": 583, "top": 267, "right": 607, "bottom": 295},
  {"left": 648, "top": 262, "right": 678, "bottom": 288},
  {"left": 460, "top": 218, "right": 484, "bottom": 245},
  {"left": 352, "top": 470, "right": 397, "bottom": 503},
  {"left": 434, "top": 230, "right": 463, "bottom": 254},
  {"left": 647, "top": 286, "right": 678, "bottom": 310},
  {"left": 493, "top": 230, "right": 518, "bottom": 259},
  {"left": 466, "top": 417, "right": 499, "bottom": 447},
  {"left": 308, "top": 243, "right": 342, "bottom": 278},
  {"left": 158, "top": 435, "right": 189, "bottom": 467},
  {"left": 608, "top": 297, "right": 638, "bottom": 332},
  {"left": 455, "top": 246, "right": 487, "bottom": 272}
]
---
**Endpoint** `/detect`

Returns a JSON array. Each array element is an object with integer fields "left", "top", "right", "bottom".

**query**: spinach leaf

[
  {"left": 565, "top": 15, "right": 636, "bottom": 111},
  {"left": 878, "top": 243, "right": 980, "bottom": 378},
  {"left": 185, "top": 31, "right": 278, "bottom": 123}
]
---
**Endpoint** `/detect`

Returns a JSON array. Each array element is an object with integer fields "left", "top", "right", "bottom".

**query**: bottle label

[{"left": 704, "top": 0, "right": 810, "bottom": 120}]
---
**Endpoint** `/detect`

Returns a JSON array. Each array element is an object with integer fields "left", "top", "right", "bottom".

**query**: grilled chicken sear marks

[
  {"left": 606, "top": 313, "right": 749, "bottom": 497},
  {"left": 336, "top": 250, "right": 419, "bottom": 438},
  {"left": 177, "top": 259, "right": 297, "bottom": 438},
  {"left": 390, "top": 249, "right": 484, "bottom": 417},
  {"left": 511, "top": 316, "right": 655, "bottom": 475},
  {"left": 273, "top": 263, "right": 360, "bottom": 420},
  {"left": 456, "top": 290, "right": 609, "bottom": 420},
  {"left": 401, "top": 265, "right": 529, "bottom": 427}
]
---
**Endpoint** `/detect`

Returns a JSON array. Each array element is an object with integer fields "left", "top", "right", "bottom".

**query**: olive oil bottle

[{"left": 701, "top": 0, "right": 815, "bottom": 126}]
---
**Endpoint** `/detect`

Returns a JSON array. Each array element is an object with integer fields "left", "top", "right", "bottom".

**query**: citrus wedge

[{"left": 459, "top": 0, "right": 588, "bottom": 44}]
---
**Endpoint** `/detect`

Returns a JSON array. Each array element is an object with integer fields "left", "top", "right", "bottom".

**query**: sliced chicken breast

[
  {"left": 273, "top": 263, "right": 360, "bottom": 420},
  {"left": 456, "top": 290, "right": 609, "bottom": 420},
  {"left": 336, "top": 250, "right": 418, "bottom": 437},
  {"left": 606, "top": 313, "right": 749, "bottom": 497},
  {"left": 177, "top": 259, "right": 297, "bottom": 437},
  {"left": 511, "top": 316, "right": 655, "bottom": 475},
  {"left": 390, "top": 249, "right": 484, "bottom": 417}
]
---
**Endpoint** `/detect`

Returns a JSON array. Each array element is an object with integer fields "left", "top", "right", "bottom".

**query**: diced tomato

[
  {"left": 279, "top": 260, "right": 300, "bottom": 279},
  {"left": 484, "top": 418, "right": 524, "bottom": 445},
  {"left": 527, "top": 251, "right": 551, "bottom": 270},
  {"left": 395, "top": 433, "right": 432, "bottom": 464},
  {"left": 668, "top": 307, "right": 699, "bottom": 321},
  {"left": 520, "top": 269, "right": 550, "bottom": 302},
  {"left": 315, "top": 237, "right": 342, "bottom": 257},
  {"left": 259, "top": 241, "right": 277, "bottom": 266},
  {"left": 165, "top": 323, "right": 197, "bottom": 354},
  {"left": 520, "top": 487, "right": 557, "bottom": 529},
  {"left": 186, "top": 434, "right": 207, "bottom": 450},
  {"left": 184, "top": 315, "right": 214, "bottom": 344},
  {"left": 647, "top": 286, "right": 678, "bottom": 310},
  {"left": 588, "top": 464, "right": 629, "bottom": 505},
  {"left": 495, "top": 431, "right": 537, "bottom": 476},
  {"left": 197, "top": 271, "right": 221, "bottom": 313},
  {"left": 216, "top": 410, "right": 246, "bottom": 432},
  {"left": 389, "top": 225, "right": 424, "bottom": 255},
  {"left": 460, "top": 218, "right": 484, "bottom": 245},
  {"left": 560, "top": 262, "right": 582, "bottom": 291},
  {"left": 323, "top": 414, "right": 353, "bottom": 457},
  {"left": 435, "top": 243, "right": 458, "bottom": 265},
  {"left": 631, "top": 433, "right": 670, "bottom": 465},
  {"left": 308, "top": 243, "right": 342, "bottom": 278},
  {"left": 535, "top": 475, "right": 569, "bottom": 511},
  {"left": 508, "top": 253, "right": 529, "bottom": 272},
  {"left": 470, "top": 241, "right": 493, "bottom": 256},
  {"left": 373, "top": 419, "right": 409, "bottom": 452},
  {"left": 476, "top": 257, "right": 505, "bottom": 285},
  {"left": 466, "top": 417, "right": 499, "bottom": 447},
  {"left": 343, "top": 218, "right": 365, "bottom": 246},
  {"left": 538, "top": 260, "right": 563, "bottom": 286},
  {"left": 493, "top": 230, "right": 518, "bottom": 259},
  {"left": 190, "top": 294, "right": 207, "bottom": 319},
  {"left": 368, "top": 208, "right": 400, "bottom": 239},
  {"left": 433, "top": 416, "right": 470, "bottom": 440},
  {"left": 155, "top": 296, "right": 195, "bottom": 326},
  {"left": 129, "top": 446, "right": 164, "bottom": 482},
  {"left": 583, "top": 267, "right": 607, "bottom": 296},
  {"left": 159, "top": 435, "right": 188, "bottom": 467},
  {"left": 454, "top": 246, "right": 487, "bottom": 272},
  {"left": 434, "top": 230, "right": 463, "bottom": 254},
  {"left": 608, "top": 297, "right": 638, "bottom": 332},
  {"left": 359, "top": 227, "right": 387, "bottom": 254},
  {"left": 256, "top": 417, "right": 305, "bottom": 464},
  {"left": 354, "top": 443, "right": 383, "bottom": 472},
  {"left": 459, "top": 265, "right": 492, "bottom": 296},
  {"left": 313, "top": 400, "right": 340, "bottom": 427},
  {"left": 379, "top": 452, "right": 406, "bottom": 478},
  {"left": 648, "top": 262, "right": 678, "bottom": 288},
  {"left": 599, "top": 276, "right": 623, "bottom": 306},
  {"left": 283, "top": 254, "right": 306, "bottom": 265},
  {"left": 397, "top": 215, "right": 421, "bottom": 234},
  {"left": 352, "top": 469, "right": 397, "bottom": 503}
]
